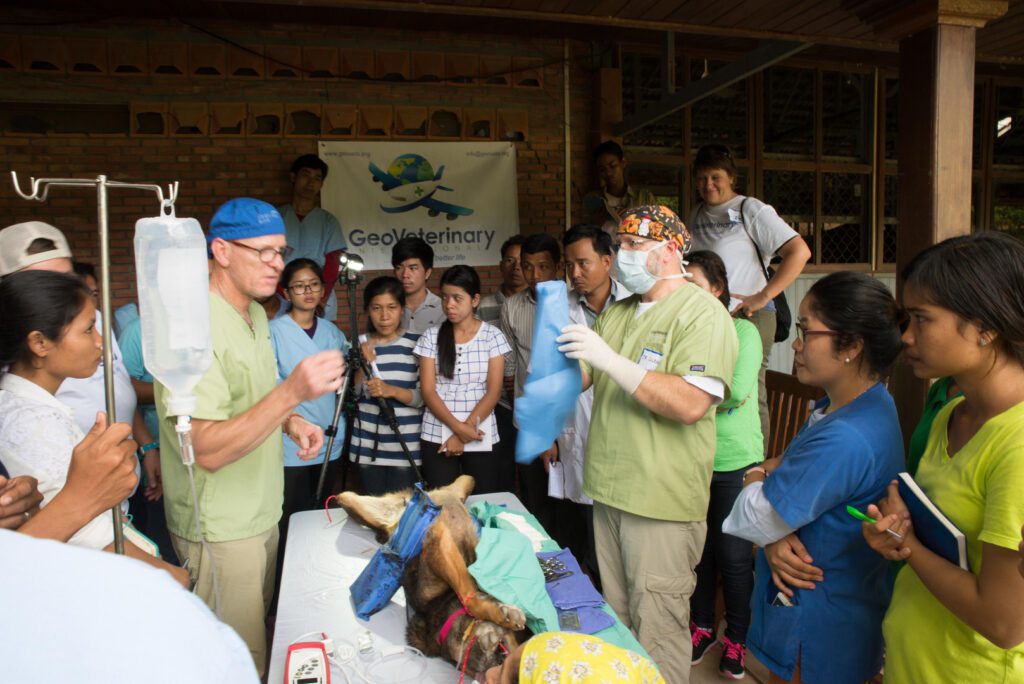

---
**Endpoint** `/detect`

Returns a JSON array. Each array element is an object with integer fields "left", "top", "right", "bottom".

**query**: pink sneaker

[
  {"left": 719, "top": 636, "right": 746, "bottom": 679},
  {"left": 690, "top": 622, "right": 717, "bottom": 665}
]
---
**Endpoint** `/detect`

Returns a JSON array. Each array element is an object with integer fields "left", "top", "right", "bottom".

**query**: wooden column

[
  {"left": 891, "top": 22, "right": 978, "bottom": 441},
  {"left": 845, "top": 0, "right": 1008, "bottom": 443}
]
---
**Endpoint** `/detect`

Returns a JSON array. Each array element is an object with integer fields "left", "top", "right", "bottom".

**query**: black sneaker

[
  {"left": 690, "top": 622, "right": 717, "bottom": 665},
  {"left": 719, "top": 636, "right": 746, "bottom": 679}
]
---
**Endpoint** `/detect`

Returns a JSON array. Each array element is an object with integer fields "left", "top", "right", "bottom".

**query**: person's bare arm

[
  {"left": 105, "top": 539, "right": 191, "bottom": 589},
  {"left": 419, "top": 357, "right": 481, "bottom": 443},
  {"left": 632, "top": 372, "right": 717, "bottom": 424},
  {"left": 907, "top": 541, "right": 1024, "bottom": 649},
  {"left": 131, "top": 409, "right": 162, "bottom": 500},
  {"left": 865, "top": 482, "right": 1024, "bottom": 649},
  {"left": 560, "top": 325, "right": 714, "bottom": 423},
  {"left": 366, "top": 378, "right": 416, "bottom": 406},
  {"left": 735, "top": 237, "right": 811, "bottom": 316},
  {"left": 190, "top": 350, "right": 344, "bottom": 471},
  {"left": 466, "top": 355, "right": 505, "bottom": 427},
  {"left": 131, "top": 377, "right": 155, "bottom": 404}
]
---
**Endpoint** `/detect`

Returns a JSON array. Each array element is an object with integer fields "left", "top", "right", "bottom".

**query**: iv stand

[{"left": 10, "top": 172, "right": 179, "bottom": 555}]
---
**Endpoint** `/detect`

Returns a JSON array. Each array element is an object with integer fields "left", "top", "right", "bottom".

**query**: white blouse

[
  {"left": 0, "top": 373, "right": 117, "bottom": 549},
  {"left": 414, "top": 322, "right": 511, "bottom": 445}
]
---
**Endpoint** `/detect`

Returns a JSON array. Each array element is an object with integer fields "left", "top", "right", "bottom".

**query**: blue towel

[
  {"left": 538, "top": 549, "right": 605, "bottom": 608},
  {"left": 539, "top": 549, "right": 615, "bottom": 635},
  {"left": 557, "top": 606, "right": 616, "bottom": 634},
  {"left": 514, "top": 281, "right": 582, "bottom": 463},
  {"left": 350, "top": 484, "right": 440, "bottom": 620}
]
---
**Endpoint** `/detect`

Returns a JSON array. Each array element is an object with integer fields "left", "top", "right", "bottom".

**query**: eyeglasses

[
  {"left": 288, "top": 281, "right": 323, "bottom": 294},
  {"left": 617, "top": 236, "right": 658, "bottom": 250},
  {"left": 229, "top": 241, "right": 294, "bottom": 264},
  {"left": 795, "top": 322, "right": 840, "bottom": 341}
]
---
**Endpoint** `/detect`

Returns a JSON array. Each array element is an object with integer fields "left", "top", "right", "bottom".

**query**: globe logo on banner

[
  {"left": 320, "top": 141, "right": 517, "bottom": 270},
  {"left": 368, "top": 154, "right": 474, "bottom": 220}
]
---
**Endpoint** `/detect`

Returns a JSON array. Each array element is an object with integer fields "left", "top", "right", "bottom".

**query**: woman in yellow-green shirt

[{"left": 863, "top": 232, "right": 1024, "bottom": 683}]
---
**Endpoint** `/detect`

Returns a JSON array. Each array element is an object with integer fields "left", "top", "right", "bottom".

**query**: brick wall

[{"left": 0, "top": 18, "right": 598, "bottom": 326}]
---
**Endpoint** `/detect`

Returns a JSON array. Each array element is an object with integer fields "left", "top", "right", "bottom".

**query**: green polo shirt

[
  {"left": 583, "top": 285, "right": 738, "bottom": 522},
  {"left": 156, "top": 293, "right": 284, "bottom": 542}
]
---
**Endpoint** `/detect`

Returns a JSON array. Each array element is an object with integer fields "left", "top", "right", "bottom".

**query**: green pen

[{"left": 846, "top": 505, "right": 904, "bottom": 541}]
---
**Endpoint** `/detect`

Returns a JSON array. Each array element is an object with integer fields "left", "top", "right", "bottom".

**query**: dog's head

[
  {"left": 453, "top": 619, "right": 520, "bottom": 678},
  {"left": 334, "top": 475, "right": 475, "bottom": 544}
]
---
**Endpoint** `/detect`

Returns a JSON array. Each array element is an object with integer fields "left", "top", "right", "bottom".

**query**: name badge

[
  {"left": 637, "top": 347, "right": 663, "bottom": 371},
  {"left": 728, "top": 208, "right": 742, "bottom": 223}
]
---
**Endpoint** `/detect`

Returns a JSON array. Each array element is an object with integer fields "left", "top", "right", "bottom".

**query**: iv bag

[{"left": 134, "top": 211, "right": 213, "bottom": 417}]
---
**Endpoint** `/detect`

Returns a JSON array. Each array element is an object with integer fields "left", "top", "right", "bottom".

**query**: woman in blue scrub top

[
  {"left": 722, "top": 272, "right": 905, "bottom": 684},
  {"left": 269, "top": 259, "right": 347, "bottom": 599}
]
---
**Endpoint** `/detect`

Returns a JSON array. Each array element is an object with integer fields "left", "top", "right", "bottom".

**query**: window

[
  {"left": 619, "top": 48, "right": 1023, "bottom": 269},
  {"left": 763, "top": 169, "right": 815, "bottom": 259},
  {"left": 690, "top": 59, "right": 748, "bottom": 157},
  {"left": 763, "top": 67, "right": 814, "bottom": 159},
  {"left": 994, "top": 86, "right": 1024, "bottom": 166},
  {"left": 822, "top": 71, "right": 870, "bottom": 162},
  {"left": 622, "top": 52, "right": 682, "bottom": 151}
]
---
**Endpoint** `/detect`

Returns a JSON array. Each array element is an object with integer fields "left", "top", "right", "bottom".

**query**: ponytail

[
  {"left": 436, "top": 265, "right": 482, "bottom": 380},
  {"left": 437, "top": 320, "right": 456, "bottom": 379}
]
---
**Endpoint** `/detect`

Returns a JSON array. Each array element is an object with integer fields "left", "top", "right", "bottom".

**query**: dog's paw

[
  {"left": 497, "top": 602, "right": 526, "bottom": 630},
  {"left": 474, "top": 620, "right": 507, "bottom": 654}
]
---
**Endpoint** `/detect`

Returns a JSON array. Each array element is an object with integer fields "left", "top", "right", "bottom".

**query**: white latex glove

[{"left": 557, "top": 323, "right": 647, "bottom": 395}]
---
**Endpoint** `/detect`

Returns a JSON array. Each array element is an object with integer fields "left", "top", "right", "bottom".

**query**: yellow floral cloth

[{"left": 519, "top": 632, "right": 664, "bottom": 683}]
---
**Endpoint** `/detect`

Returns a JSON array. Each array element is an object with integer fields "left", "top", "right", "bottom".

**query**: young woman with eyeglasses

[
  {"left": 722, "top": 271, "right": 905, "bottom": 684},
  {"left": 686, "top": 144, "right": 812, "bottom": 456},
  {"left": 268, "top": 258, "right": 347, "bottom": 603}
]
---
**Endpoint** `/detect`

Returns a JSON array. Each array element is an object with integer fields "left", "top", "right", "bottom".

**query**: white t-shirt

[
  {"left": 686, "top": 195, "right": 799, "bottom": 309},
  {"left": 57, "top": 309, "right": 138, "bottom": 435},
  {"left": 0, "top": 374, "right": 116, "bottom": 549},
  {"left": 0, "top": 529, "right": 259, "bottom": 684}
]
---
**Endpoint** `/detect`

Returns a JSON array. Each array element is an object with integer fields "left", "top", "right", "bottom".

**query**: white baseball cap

[{"left": 0, "top": 221, "right": 73, "bottom": 277}]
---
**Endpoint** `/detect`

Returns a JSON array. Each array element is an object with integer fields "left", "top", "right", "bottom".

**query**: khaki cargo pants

[
  {"left": 594, "top": 502, "right": 707, "bottom": 684},
  {"left": 172, "top": 526, "right": 279, "bottom": 678}
]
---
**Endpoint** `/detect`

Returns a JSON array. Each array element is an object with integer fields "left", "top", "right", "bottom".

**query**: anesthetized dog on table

[{"left": 337, "top": 476, "right": 528, "bottom": 675}]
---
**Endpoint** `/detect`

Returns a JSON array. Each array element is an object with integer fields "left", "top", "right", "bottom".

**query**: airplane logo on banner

[{"left": 368, "top": 154, "right": 474, "bottom": 220}]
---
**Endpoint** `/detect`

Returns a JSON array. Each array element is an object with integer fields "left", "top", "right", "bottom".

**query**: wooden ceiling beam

[
  {"left": 213, "top": 0, "right": 895, "bottom": 51},
  {"left": 842, "top": 0, "right": 1009, "bottom": 38}
]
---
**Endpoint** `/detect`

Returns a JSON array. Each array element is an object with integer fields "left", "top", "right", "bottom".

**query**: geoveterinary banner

[{"left": 319, "top": 141, "right": 519, "bottom": 271}]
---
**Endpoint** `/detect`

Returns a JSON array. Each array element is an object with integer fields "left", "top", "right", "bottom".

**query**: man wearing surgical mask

[{"left": 557, "top": 205, "right": 738, "bottom": 684}]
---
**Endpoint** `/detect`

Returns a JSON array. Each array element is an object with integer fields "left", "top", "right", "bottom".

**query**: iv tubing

[{"left": 177, "top": 415, "right": 222, "bottom": 617}]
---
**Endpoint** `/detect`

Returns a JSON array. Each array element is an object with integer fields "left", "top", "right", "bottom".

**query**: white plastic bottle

[{"left": 134, "top": 210, "right": 212, "bottom": 423}]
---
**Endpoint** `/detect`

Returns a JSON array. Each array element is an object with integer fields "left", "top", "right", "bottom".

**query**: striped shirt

[
  {"left": 498, "top": 288, "right": 537, "bottom": 398},
  {"left": 414, "top": 322, "right": 511, "bottom": 445},
  {"left": 477, "top": 289, "right": 509, "bottom": 326},
  {"left": 351, "top": 331, "right": 424, "bottom": 466},
  {"left": 478, "top": 288, "right": 515, "bottom": 409}
]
